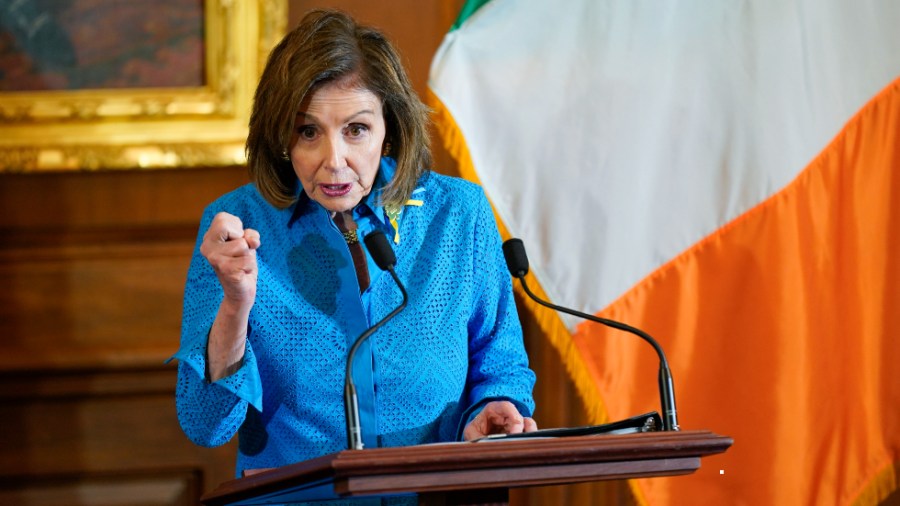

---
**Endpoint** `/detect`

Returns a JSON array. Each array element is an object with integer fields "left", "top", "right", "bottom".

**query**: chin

[{"left": 317, "top": 197, "right": 359, "bottom": 214}]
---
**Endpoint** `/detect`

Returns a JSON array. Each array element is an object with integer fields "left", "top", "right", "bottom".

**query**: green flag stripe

[{"left": 451, "top": 0, "right": 492, "bottom": 30}]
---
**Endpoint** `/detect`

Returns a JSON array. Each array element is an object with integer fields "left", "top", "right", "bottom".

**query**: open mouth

[{"left": 319, "top": 183, "right": 353, "bottom": 197}]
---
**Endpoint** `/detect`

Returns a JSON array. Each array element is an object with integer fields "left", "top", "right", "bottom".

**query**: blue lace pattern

[{"left": 171, "top": 161, "right": 536, "bottom": 477}]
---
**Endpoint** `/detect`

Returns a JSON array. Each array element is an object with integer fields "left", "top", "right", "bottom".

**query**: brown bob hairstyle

[{"left": 246, "top": 9, "right": 433, "bottom": 210}]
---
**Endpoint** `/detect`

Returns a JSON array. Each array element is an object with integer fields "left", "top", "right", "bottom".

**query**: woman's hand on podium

[{"left": 463, "top": 400, "right": 538, "bottom": 441}]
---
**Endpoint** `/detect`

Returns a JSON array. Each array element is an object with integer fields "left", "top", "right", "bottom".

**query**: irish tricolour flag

[{"left": 428, "top": 0, "right": 900, "bottom": 504}]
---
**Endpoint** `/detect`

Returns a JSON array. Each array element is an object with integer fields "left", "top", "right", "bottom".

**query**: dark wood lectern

[{"left": 201, "top": 430, "right": 732, "bottom": 505}]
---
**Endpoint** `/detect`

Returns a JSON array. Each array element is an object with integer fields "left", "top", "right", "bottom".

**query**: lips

[{"left": 319, "top": 183, "right": 352, "bottom": 197}]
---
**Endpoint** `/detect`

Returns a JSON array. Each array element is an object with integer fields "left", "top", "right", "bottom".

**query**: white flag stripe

[{"left": 429, "top": 0, "right": 900, "bottom": 329}]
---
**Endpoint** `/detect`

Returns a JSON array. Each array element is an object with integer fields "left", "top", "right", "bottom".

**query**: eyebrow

[{"left": 296, "top": 109, "right": 377, "bottom": 124}]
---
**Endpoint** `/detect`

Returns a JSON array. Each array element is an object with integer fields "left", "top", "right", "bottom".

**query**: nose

[{"left": 321, "top": 134, "right": 346, "bottom": 170}]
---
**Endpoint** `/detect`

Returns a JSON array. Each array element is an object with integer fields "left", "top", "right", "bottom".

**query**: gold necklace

[{"left": 341, "top": 229, "right": 359, "bottom": 244}]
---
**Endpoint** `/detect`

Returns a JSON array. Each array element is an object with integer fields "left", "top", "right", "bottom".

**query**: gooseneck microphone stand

[
  {"left": 503, "top": 238, "right": 679, "bottom": 431},
  {"left": 344, "top": 231, "right": 408, "bottom": 450}
]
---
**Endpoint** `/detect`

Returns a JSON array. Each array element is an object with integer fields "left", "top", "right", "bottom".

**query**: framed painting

[{"left": 0, "top": 0, "right": 287, "bottom": 172}]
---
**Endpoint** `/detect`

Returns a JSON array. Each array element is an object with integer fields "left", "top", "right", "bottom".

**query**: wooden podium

[{"left": 201, "top": 430, "right": 732, "bottom": 505}]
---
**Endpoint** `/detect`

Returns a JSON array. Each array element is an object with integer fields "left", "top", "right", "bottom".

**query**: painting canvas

[
  {"left": 0, "top": 0, "right": 205, "bottom": 92},
  {"left": 0, "top": 0, "right": 286, "bottom": 172}
]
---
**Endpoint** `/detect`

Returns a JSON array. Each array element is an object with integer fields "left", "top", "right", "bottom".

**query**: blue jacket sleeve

[
  {"left": 169, "top": 206, "right": 264, "bottom": 447},
  {"left": 457, "top": 189, "right": 536, "bottom": 438}
]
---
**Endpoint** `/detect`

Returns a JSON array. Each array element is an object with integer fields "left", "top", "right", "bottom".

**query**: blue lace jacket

[{"left": 171, "top": 158, "right": 536, "bottom": 475}]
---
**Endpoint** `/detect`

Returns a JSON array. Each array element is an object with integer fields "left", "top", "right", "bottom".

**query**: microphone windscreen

[
  {"left": 364, "top": 230, "right": 396, "bottom": 271},
  {"left": 502, "top": 238, "right": 529, "bottom": 277}
]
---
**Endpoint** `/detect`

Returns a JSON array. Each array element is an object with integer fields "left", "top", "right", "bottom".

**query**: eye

[
  {"left": 297, "top": 125, "right": 318, "bottom": 140},
  {"left": 346, "top": 123, "right": 369, "bottom": 138}
]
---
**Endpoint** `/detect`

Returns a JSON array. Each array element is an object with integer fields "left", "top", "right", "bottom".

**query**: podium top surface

[{"left": 202, "top": 430, "right": 733, "bottom": 505}]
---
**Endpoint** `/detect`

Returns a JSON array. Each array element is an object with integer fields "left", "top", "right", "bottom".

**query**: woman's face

[{"left": 289, "top": 80, "right": 386, "bottom": 214}]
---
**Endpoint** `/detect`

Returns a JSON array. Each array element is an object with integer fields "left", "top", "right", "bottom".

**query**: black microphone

[
  {"left": 502, "top": 238, "right": 680, "bottom": 431},
  {"left": 344, "top": 230, "right": 408, "bottom": 450}
]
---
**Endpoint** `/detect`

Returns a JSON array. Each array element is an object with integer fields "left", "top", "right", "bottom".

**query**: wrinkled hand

[
  {"left": 463, "top": 401, "right": 538, "bottom": 441},
  {"left": 200, "top": 212, "right": 261, "bottom": 307}
]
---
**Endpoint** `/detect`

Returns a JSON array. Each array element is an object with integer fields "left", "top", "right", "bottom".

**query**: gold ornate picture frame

[{"left": 0, "top": 0, "right": 286, "bottom": 172}]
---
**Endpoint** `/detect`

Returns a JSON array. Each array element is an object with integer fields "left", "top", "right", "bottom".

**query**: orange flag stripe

[{"left": 576, "top": 77, "right": 900, "bottom": 505}]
